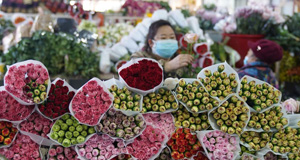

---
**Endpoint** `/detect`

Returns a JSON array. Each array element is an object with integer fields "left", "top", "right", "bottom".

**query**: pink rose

[
  {"left": 106, "top": 145, "right": 114, "bottom": 151},
  {"left": 56, "top": 146, "right": 63, "bottom": 154},
  {"left": 213, "top": 130, "right": 221, "bottom": 137},
  {"left": 86, "top": 152, "right": 93, "bottom": 159},
  {"left": 92, "top": 149, "right": 99, "bottom": 157},
  {"left": 57, "top": 154, "right": 65, "bottom": 160},
  {"left": 209, "top": 138, "right": 216, "bottom": 144},
  {"left": 227, "top": 151, "right": 234, "bottom": 159},
  {"left": 49, "top": 148, "right": 57, "bottom": 157},
  {"left": 97, "top": 155, "right": 105, "bottom": 160},
  {"left": 78, "top": 148, "right": 86, "bottom": 157},
  {"left": 100, "top": 149, "right": 107, "bottom": 155},
  {"left": 230, "top": 137, "right": 237, "bottom": 145},
  {"left": 105, "top": 151, "right": 112, "bottom": 159},
  {"left": 85, "top": 146, "right": 93, "bottom": 153},
  {"left": 283, "top": 98, "right": 299, "bottom": 113},
  {"left": 206, "top": 132, "right": 213, "bottom": 138},
  {"left": 216, "top": 137, "right": 223, "bottom": 143},
  {"left": 91, "top": 157, "right": 97, "bottom": 160},
  {"left": 32, "top": 150, "right": 40, "bottom": 158}
]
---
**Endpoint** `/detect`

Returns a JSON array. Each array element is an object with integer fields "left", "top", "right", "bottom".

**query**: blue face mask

[
  {"left": 243, "top": 56, "right": 249, "bottom": 66},
  {"left": 152, "top": 39, "right": 178, "bottom": 58}
]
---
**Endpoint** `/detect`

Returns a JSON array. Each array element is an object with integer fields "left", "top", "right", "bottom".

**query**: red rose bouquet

[
  {"left": 0, "top": 87, "right": 35, "bottom": 122},
  {"left": 38, "top": 78, "right": 76, "bottom": 119},
  {"left": 167, "top": 128, "right": 203, "bottom": 159},
  {"left": 118, "top": 58, "right": 163, "bottom": 94},
  {"left": 19, "top": 111, "right": 54, "bottom": 140},
  {"left": 4, "top": 60, "right": 50, "bottom": 105},
  {"left": 71, "top": 78, "right": 113, "bottom": 126},
  {"left": 0, "top": 133, "right": 42, "bottom": 160},
  {"left": 0, "top": 121, "right": 18, "bottom": 147}
]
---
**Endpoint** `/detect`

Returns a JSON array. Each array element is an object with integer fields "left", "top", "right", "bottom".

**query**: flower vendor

[
  {"left": 238, "top": 39, "right": 283, "bottom": 88},
  {"left": 131, "top": 20, "right": 194, "bottom": 78}
]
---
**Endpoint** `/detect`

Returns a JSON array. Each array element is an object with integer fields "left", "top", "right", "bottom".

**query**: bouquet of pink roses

[
  {"left": 0, "top": 133, "right": 42, "bottom": 160},
  {"left": 4, "top": 60, "right": 50, "bottom": 105},
  {"left": 19, "top": 111, "right": 54, "bottom": 141},
  {"left": 38, "top": 78, "right": 76, "bottom": 120},
  {"left": 70, "top": 78, "right": 113, "bottom": 126},
  {"left": 76, "top": 134, "right": 127, "bottom": 160},
  {"left": 197, "top": 130, "right": 240, "bottom": 160},
  {"left": 48, "top": 145, "right": 79, "bottom": 160},
  {"left": 126, "top": 125, "right": 166, "bottom": 160},
  {"left": 0, "top": 87, "right": 35, "bottom": 122},
  {"left": 143, "top": 113, "right": 175, "bottom": 139}
]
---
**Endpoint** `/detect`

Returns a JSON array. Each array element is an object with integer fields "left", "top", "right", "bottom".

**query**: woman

[
  {"left": 131, "top": 20, "right": 194, "bottom": 78},
  {"left": 238, "top": 39, "right": 283, "bottom": 88}
]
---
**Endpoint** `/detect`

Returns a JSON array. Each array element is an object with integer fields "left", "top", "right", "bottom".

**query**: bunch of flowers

[
  {"left": 268, "top": 126, "right": 300, "bottom": 154},
  {"left": 240, "top": 131, "right": 272, "bottom": 151},
  {"left": 202, "top": 130, "right": 238, "bottom": 160},
  {"left": 38, "top": 79, "right": 75, "bottom": 119},
  {"left": 71, "top": 79, "right": 113, "bottom": 126},
  {"left": 0, "top": 121, "right": 17, "bottom": 146},
  {"left": 48, "top": 145, "right": 78, "bottom": 160},
  {"left": 167, "top": 128, "right": 202, "bottom": 159},
  {"left": 176, "top": 79, "right": 219, "bottom": 113},
  {"left": 239, "top": 145, "right": 256, "bottom": 157},
  {"left": 98, "top": 22, "right": 134, "bottom": 47},
  {"left": 126, "top": 125, "right": 166, "bottom": 159},
  {"left": 0, "top": 133, "right": 41, "bottom": 159},
  {"left": 143, "top": 113, "right": 175, "bottom": 138},
  {"left": 110, "top": 85, "right": 141, "bottom": 112},
  {"left": 96, "top": 109, "right": 146, "bottom": 140},
  {"left": 0, "top": 89, "right": 35, "bottom": 122},
  {"left": 154, "top": 147, "right": 171, "bottom": 160},
  {"left": 196, "top": 8, "right": 226, "bottom": 30},
  {"left": 4, "top": 61, "right": 50, "bottom": 104},
  {"left": 121, "top": 0, "right": 163, "bottom": 17},
  {"left": 19, "top": 112, "right": 54, "bottom": 138},
  {"left": 141, "top": 88, "right": 178, "bottom": 113},
  {"left": 210, "top": 95, "right": 250, "bottom": 135},
  {"left": 119, "top": 59, "right": 163, "bottom": 91},
  {"left": 198, "top": 64, "right": 239, "bottom": 100},
  {"left": 49, "top": 114, "right": 95, "bottom": 147},
  {"left": 247, "top": 106, "right": 288, "bottom": 131},
  {"left": 172, "top": 104, "right": 210, "bottom": 132},
  {"left": 239, "top": 76, "right": 281, "bottom": 112},
  {"left": 77, "top": 134, "right": 127, "bottom": 160}
]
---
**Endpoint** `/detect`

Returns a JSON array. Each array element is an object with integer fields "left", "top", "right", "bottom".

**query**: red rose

[
  {"left": 45, "top": 109, "right": 52, "bottom": 116},
  {"left": 54, "top": 88, "right": 62, "bottom": 96},
  {"left": 52, "top": 113, "right": 59, "bottom": 118},
  {"left": 48, "top": 95, "right": 56, "bottom": 101},
  {"left": 39, "top": 104, "right": 45, "bottom": 112},
  {"left": 62, "top": 95, "right": 69, "bottom": 102},
  {"left": 62, "top": 86, "right": 69, "bottom": 94},
  {"left": 55, "top": 80, "right": 64, "bottom": 87},
  {"left": 53, "top": 106, "right": 61, "bottom": 113},
  {"left": 61, "top": 102, "right": 68, "bottom": 109},
  {"left": 54, "top": 98, "right": 62, "bottom": 105},
  {"left": 49, "top": 84, "right": 56, "bottom": 93},
  {"left": 68, "top": 91, "right": 75, "bottom": 99},
  {"left": 46, "top": 102, "right": 54, "bottom": 109}
]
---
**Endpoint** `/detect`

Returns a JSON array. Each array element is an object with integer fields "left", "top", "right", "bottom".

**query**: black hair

[{"left": 144, "top": 20, "right": 175, "bottom": 54}]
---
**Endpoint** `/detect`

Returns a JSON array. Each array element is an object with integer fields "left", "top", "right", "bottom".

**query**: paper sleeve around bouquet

[
  {"left": 175, "top": 78, "right": 220, "bottom": 114},
  {"left": 4, "top": 60, "right": 51, "bottom": 105},
  {"left": 0, "top": 86, "right": 35, "bottom": 123},
  {"left": 120, "top": 36, "right": 139, "bottom": 53},
  {"left": 129, "top": 28, "right": 145, "bottom": 42},
  {"left": 18, "top": 111, "right": 55, "bottom": 146},
  {"left": 95, "top": 108, "right": 147, "bottom": 141},
  {"left": 47, "top": 113, "right": 96, "bottom": 147},
  {"left": 238, "top": 75, "right": 282, "bottom": 113},
  {"left": 208, "top": 94, "right": 250, "bottom": 136},
  {"left": 151, "top": 9, "right": 168, "bottom": 21},
  {"left": 118, "top": 58, "right": 164, "bottom": 96},
  {"left": 168, "top": 10, "right": 188, "bottom": 28},
  {"left": 141, "top": 87, "right": 179, "bottom": 114},
  {"left": 286, "top": 114, "right": 300, "bottom": 128},
  {"left": 75, "top": 134, "right": 128, "bottom": 160},
  {"left": 197, "top": 61, "right": 241, "bottom": 101},
  {"left": 104, "top": 78, "right": 142, "bottom": 116},
  {"left": 37, "top": 78, "right": 76, "bottom": 121},
  {"left": 196, "top": 130, "right": 241, "bottom": 160},
  {"left": 70, "top": 77, "right": 114, "bottom": 126},
  {"left": 111, "top": 43, "right": 129, "bottom": 61},
  {"left": 135, "top": 23, "right": 148, "bottom": 37},
  {"left": 0, "top": 121, "right": 19, "bottom": 149},
  {"left": 238, "top": 152, "right": 264, "bottom": 160}
]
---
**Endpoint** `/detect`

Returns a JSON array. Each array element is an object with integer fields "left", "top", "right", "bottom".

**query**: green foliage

[
  {"left": 3, "top": 31, "right": 99, "bottom": 78},
  {"left": 158, "top": 2, "right": 171, "bottom": 12},
  {"left": 181, "top": 9, "right": 191, "bottom": 18}
]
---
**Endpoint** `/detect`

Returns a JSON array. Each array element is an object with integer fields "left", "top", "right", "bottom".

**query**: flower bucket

[{"left": 223, "top": 33, "right": 264, "bottom": 68}]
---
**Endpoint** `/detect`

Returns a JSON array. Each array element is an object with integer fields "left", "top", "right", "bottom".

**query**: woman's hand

[{"left": 164, "top": 54, "right": 194, "bottom": 72}]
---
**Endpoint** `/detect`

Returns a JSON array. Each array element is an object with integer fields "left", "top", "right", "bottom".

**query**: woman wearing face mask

[
  {"left": 131, "top": 20, "right": 194, "bottom": 78},
  {"left": 238, "top": 39, "right": 283, "bottom": 88}
]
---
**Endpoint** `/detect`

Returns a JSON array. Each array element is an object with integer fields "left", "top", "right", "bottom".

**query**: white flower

[
  {"left": 184, "top": 33, "right": 198, "bottom": 43},
  {"left": 283, "top": 98, "right": 299, "bottom": 113}
]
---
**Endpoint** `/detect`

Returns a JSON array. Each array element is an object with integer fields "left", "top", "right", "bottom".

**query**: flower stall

[{"left": 0, "top": 58, "right": 298, "bottom": 160}]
